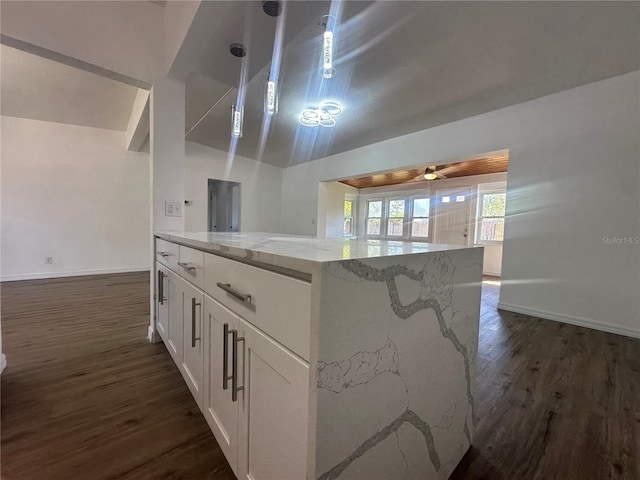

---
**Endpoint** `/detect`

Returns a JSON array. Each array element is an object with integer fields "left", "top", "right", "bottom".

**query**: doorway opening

[
  {"left": 323, "top": 150, "right": 509, "bottom": 283},
  {"left": 208, "top": 179, "right": 241, "bottom": 232}
]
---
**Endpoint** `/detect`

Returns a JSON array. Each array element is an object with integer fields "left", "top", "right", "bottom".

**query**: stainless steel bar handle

[
  {"left": 231, "top": 329, "right": 245, "bottom": 402},
  {"left": 223, "top": 323, "right": 230, "bottom": 390},
  {"left": 157, "top": 270, "right": 165, "bottom": 305},
  {"left": 178, "top": 262, "right": 197, "bottom": 272},
  {"left": 216, "top": 282, "right": 251, "bottom": 304},
  {"left": 157, "top": 251, "right": 172, "bottom": 257},
  {"left": 191, "top": 298, "right": 201, "bottom": 348}
]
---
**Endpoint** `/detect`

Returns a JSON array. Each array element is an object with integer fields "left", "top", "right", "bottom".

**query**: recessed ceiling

[
  {"left": 184, "top": 1, "right": 640, "bottom": 168},
  {"left": 0, "top": 45, "right": 139, "bottom": 131},
  {"left": 340, "top": 154, "right": 509, "bottom": 189}
]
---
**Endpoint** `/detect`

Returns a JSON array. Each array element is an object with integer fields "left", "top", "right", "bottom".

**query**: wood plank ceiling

[{"left": 340, "top": 154, "right": 509, "bottom": 189}]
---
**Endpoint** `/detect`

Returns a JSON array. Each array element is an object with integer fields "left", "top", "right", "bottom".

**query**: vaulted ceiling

[
  {"left": 1, "top": 1, "right": 638, "bottom": 168},
  {"left": 0, "top": 44, "right": 138, "bottom": 131},
  {"left": 184, "top": 1, "right": 640, "bottom": 167}
]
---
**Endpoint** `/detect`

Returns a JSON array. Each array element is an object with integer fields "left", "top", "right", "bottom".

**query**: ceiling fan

[{"left": 423, "top": 165, "right": 448, "bottom": 180}]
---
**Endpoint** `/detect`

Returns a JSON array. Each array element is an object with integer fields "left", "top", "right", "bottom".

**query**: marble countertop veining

[{"left": 155, "top": 231, "right": 481, "bottom": 276}]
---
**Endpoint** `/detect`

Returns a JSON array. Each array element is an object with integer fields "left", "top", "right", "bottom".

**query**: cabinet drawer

[
  {"left": 179, "top": 245, "right": 205, "bottom": 289},
  {"left": 204, "top": 253, "right": 311, "bottom": 361},
  {"left": 156, "top": 238, "right": 179, "bottom": 271}
]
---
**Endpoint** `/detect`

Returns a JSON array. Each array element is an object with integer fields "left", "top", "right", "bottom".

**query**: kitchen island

[{"left": 153, "top": 232, "right": 483, "bottom": 480}]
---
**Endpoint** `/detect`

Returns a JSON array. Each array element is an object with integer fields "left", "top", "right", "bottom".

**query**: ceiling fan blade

[{"left": 435, "top": 165, "right": 457, "bottom": 176}]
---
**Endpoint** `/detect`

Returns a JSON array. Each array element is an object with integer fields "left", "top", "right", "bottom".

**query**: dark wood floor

[
  {"left": 1, "top": 272, "right": 235, "bottom": 480},
  {"left": 451, "top": 278, "right": 640, "bottom": 480},
  {"left": 1, "top": 273, "right": 638, "bottom": 479}
]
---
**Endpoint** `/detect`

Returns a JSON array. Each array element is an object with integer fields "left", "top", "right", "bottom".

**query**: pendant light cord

[{"left": 184, "top": 87, "right": 234, "bottom": 138}]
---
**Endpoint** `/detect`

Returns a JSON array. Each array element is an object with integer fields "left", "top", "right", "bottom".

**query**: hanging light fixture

[
  {"left": 321, "top": 15, "right": 336, "bottom": 78},
  {"left": 263, "top": 0, "right": 285, "bottom": 118},
  {"left": 231, "top": 105, "right": 244, "bottom": 138},
  {"left": 229, "top": 42, "right": 247, "bottom": 139},
  {"left": 264, "top": 77, "right": 279, "bottom": 115},
  {"left": 299, "top": 101, "right": 342, "bottom": 128},
  {"left": 424, "top": 166, "right": 438, "bottom": 181},
  {"left": 322, "top": 30, "right": 334, "bottom": 78}
]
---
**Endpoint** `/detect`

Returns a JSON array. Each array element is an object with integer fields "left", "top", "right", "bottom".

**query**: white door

[
  {"left": 434, "top": 187, "right": 472, "bottom": 245},
  {"left": 182, "top": 282, "right": 204, "bottom": 409},
  {"left": 203, "top": 295, "right": 240, "bottom": 475},
  {"left": 166, "top": 270, "right": 183, "bottom": 363},
  {"left": 237, "top": 317, "right": 309, "bottom": 480},
  {"left": 156, "top": 263, "right": 168, "bottom": 341}
]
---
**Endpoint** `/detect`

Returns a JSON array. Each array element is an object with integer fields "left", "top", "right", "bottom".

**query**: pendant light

[
  {"left": 264, "top": 78, "right": 279, "bottom": 115},
  {"left": 263, "top": 1, "right": 285, "bottom": 117},
  {"left": 321, "top": 15, "right": 336, "bottom": 78},
  {"left": 229, "top": 43, "right": 247, "bottom": 139},
  {"left": 231, "top": 105, "right": 244, "bottom": 138},
  {"left": 424, "top": 167, "right": 438, "bottom": 181}
]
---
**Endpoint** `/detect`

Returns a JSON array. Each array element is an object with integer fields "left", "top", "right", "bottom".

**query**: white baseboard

[
  {"left": 1, "top": 266, "right": 149, "bottom": 282},
  {"left": 147, "top": 324, "right": 162, "bottom": 344},
  {"left": 1, "top": 353, "right": 7, "bottom": 375},
  {"left": 497, "top": 302, "right": 640, "bottom": 339}
]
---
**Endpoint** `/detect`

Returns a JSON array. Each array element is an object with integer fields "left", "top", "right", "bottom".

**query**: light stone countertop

[{"left": 155, "top": 231, "right": 482, "bottom": 277}]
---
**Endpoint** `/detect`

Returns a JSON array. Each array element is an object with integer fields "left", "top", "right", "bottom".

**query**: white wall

[
  {"left": 184, "top": 142, "right": 283, "bottom": 233},
  {"left": 0, "top": 116, "right": 150, "bottom": 280},
  {"left": 151, "top": 78, "right": 186, "bottom": 232},
  {"left": 317, "top": 182, "right": 358, "bottom": 238},
  {"left": 281, "top": 72, "right": 640, "bottom": 338}
]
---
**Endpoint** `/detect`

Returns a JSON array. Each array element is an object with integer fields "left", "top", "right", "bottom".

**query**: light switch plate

[{"left": 165, "top": 201, "right": 183, "bottom": 217}]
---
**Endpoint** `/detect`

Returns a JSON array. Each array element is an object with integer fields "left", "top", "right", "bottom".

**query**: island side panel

[{"left": 312, "top": 248, "right": 483, "bottom": 480}]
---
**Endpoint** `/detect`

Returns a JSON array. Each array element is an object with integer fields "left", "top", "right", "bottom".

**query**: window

[
  {"left": 477, "top": 191, "right": 506, "bottom": 243},
  {"left": 363, "top": 196, "right": 431, "bottom": 240},
  {"left": 343, "top": 199, "right": 354, "bottom": 236},
  {"left": 366, "top": 200, "right": 383, "bottom": 236},
  {"left": 387, "top": 199, "right": 405, "bottom": 236},
  {"left": 411, "top": 197, "right": 430, "bottom": 238}
]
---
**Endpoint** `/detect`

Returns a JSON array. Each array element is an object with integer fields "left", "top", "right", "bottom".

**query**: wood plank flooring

[
  {"left": 450, "top": 278, "right": 640, "bottom": 480},
  {"left": 1, "top": 273, "right": 639, "bottom": 479},
  {"left": 1, "top": 272, "right": 235, "bottom": 480}
]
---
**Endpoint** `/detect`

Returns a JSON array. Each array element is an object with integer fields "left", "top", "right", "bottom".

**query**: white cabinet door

[
  {"left": 182, "top": 281, "right": 204, "bottom": 409},
  {"left": 203, "top": 296, "right": 240, "bottom": 475},
  {"left": 237, "top": 317, "right": 309, "bottom": 480},
  {"left": 156, "top": 263, "right": 169, "bottom": 341},
  {"left": 166, "top": 270, "right": 183, "bottom": 364}
]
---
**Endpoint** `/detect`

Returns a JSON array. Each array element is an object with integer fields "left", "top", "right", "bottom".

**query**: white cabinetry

[
  {"left": 166, "top": 269, "right": 183, "bottom": 364},
  {"left": 181, "top": 280, "right": 204, "bottom": 409},
  {"left": 204, "top": 252, "right": 311, "bottom": 360},
  {"left": 203, "top": 296, "right": 240, "bottom": 474},
  {"left": 155, "top": 263, "right": 168, "bottom": 341},
  {"left": 237, "top": 316, "right": 309, "bottom": 480},
  {"left": 156, "top": 238, "right": 179, "bottom": 271},
  {"left": 178, "top": 245, "right": 205, "bottom": 289},
  {"left": 154, "top": 234, "right": 482, "bottom": 480},
  {"left": 203, "top": 287, "right": 309, "bottom": 479},
  {"left": 155, "top": 237, "right": 310, "bottom": 480}
]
